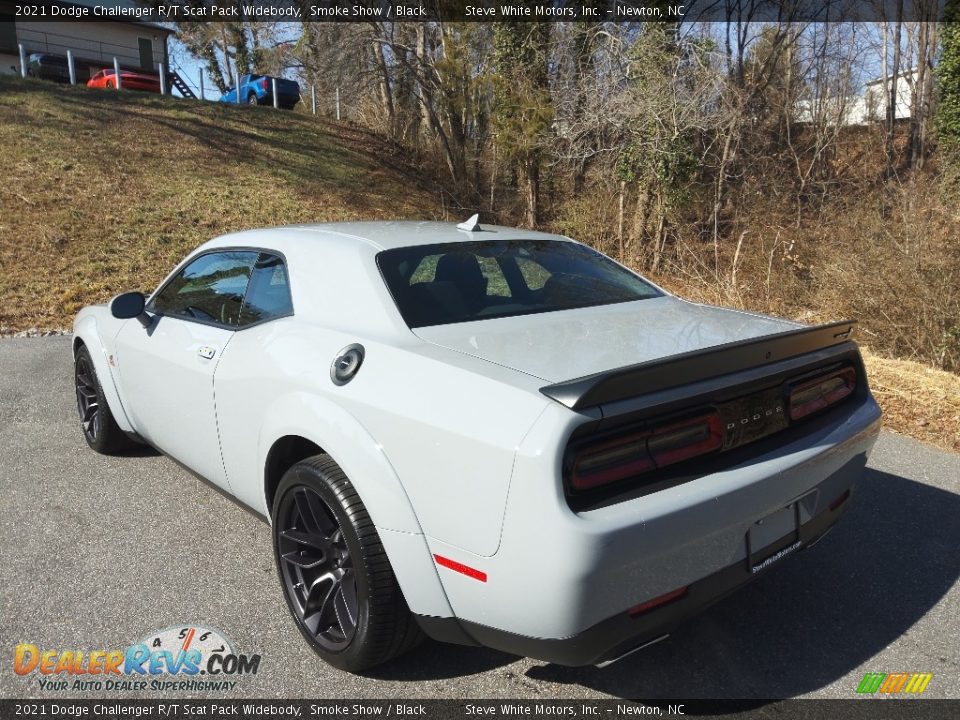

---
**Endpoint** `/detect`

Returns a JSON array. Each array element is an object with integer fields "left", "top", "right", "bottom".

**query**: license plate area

[{"left": 747, "top": 503, "right": 801, "bottom": 574}]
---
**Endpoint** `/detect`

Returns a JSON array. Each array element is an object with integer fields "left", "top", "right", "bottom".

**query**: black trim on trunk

[{"left": 540, "top": 320, "right": 857, "bottom": 411}]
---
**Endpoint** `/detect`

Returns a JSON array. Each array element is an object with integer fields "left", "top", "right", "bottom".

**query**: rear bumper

[
  {"left": 418, "top": 487, "right": 852, "bottom": 666},
  {"left": 424, "top": 395, "right": 881, "bottom": 661}
]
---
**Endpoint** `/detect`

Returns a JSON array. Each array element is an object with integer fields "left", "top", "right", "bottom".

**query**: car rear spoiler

[{"left": 540, "top": 320, "right": 858, "bottom": 411}]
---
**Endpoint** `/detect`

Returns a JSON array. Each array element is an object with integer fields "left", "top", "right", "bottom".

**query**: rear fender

[{"left": 257, "top": 393, "right": 454, "bottom": 618}]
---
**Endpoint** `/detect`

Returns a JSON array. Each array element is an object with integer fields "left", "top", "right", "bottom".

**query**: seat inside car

[{"left": 434, "top": 252, "right": 488, "bottom": 312}]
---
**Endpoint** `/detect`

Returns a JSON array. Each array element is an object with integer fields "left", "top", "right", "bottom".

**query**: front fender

[{"left": 72, "top": 309, "right": 135, "bottom": 433}]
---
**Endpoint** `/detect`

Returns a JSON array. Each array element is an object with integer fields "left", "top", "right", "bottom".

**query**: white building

[
  {"left": 0, "top": 0, "right": 174, "bottom": 77},
  {"left": 794, "top": 70, "right": 918, "bottom": 127}
]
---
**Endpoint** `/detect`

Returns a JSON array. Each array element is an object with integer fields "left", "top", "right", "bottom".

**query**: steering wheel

[{"left": 183, "top": 305, "right": 216, "bottom": 322}]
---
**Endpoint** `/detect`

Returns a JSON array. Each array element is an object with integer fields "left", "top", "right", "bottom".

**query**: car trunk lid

[{"left": 412, "top": 296, "right": 802, "bottom": 385}]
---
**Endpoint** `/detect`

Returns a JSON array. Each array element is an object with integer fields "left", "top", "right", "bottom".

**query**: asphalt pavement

[{"left": 1, "top": 337, "right": 958, "bottom": 700}]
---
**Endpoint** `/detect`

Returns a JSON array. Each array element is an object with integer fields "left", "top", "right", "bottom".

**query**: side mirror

[{"left": 110, "top": 291, "right": 151, "bottom": 328}]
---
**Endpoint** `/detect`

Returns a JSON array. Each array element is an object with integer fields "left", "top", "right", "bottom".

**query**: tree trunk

[
  {"left": 371, "top": 35, "right": 395, "bottom": 135},
  {"left": 886, "top": 4, "right": 903, "bottom": 180},
  {"left": 522, "top": 156, "right": 540, "bottom": 227},
  {"left": 909, "top": 20, "right": 930, "bottom": 169},
  {"left": 617, "top": 181, "right": 626, "bottom": 262}
]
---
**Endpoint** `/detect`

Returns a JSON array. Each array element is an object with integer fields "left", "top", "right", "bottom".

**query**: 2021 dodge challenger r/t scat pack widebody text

[{"left": 73, "top": 218, "right": 881, "bottom": 671}]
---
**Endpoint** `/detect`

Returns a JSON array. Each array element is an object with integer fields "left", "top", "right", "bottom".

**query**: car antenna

[{"left": 456, "top": 214, "right": 482, "bottom": 232}]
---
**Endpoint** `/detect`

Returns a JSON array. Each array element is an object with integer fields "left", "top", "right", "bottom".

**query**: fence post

[
  {"left": 311, "top": 85, "right": 316, "bottom": 115},
  {"left": 19, "top": 44, "right": 27, "bottom": 78},
  {"left": 199, "top": 69, "right": 204, "bottom": 101},
  {"left": 113, "top": 57, "right": 122, "bottom": 90},
  {"left": 272, "top": 77, "right": 278, "bottom": 109},
  {"left": 235, "top": 70, "right": 240, "bottom": 104},
  {"left": 158, "top": 62, "right": 166, "bottom": 95},
  {"left": 67, "top": 50, "right": 76, "bottom": 85},
  {"left": 336, "top": 86, "right": 340, "bottom": 121}
]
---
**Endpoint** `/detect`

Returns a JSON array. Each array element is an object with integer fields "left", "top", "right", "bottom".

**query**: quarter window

[
  {"left": 149, "top": 251, "right": 258, "bottom": 327},
  {"left": 239, "top": 253, "right": 293, "bottom": 326}
]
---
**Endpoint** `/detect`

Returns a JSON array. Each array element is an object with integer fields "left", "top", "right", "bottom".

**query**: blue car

[{"left": 220, "top": 74, "right": 300, "bottom": 109}]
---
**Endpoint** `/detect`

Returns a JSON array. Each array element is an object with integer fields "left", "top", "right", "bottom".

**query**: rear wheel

[
  {"left": 272, "top": 455, "right": 422, "bottom": 672},
  {"left": 247, "top": 92, "right": 258, "bottom": 105},
  {"left": 74, "top": 345, "right": 134, "bottom": 454}
]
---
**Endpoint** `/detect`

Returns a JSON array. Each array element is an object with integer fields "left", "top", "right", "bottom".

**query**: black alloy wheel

[
  {"left": 75, "top": 351, "right": 101, "bottom": 444},
  {"left": 277, "top": 484, "right": 359, "bottom": 651},
  {"left": 73, "top": 345, "right": 134, "bottom": 454},
  {"left": 272, "top": 455, "right": 423, "bottom": 671}
]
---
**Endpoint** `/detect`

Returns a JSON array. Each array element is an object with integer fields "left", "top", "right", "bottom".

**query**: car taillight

[
  {"left": 788, "top": 367, "right": 856, "bottom": 420},
  {"left": 571, "top": 412, "right": 723, "bottom": 491},
  {"left": 261, "top": 78, "right": 269, "bottom": 91}
]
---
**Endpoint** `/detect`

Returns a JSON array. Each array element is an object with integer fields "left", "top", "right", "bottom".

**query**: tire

[
  {"left": 74, "top": 345, "right": 134, "bottom": 454},
  {"left": 272, "top": 455, "right": 422, "bottom": 672},
  {"left": 247, "top": 92, "right": 259, "bottom": 106}
]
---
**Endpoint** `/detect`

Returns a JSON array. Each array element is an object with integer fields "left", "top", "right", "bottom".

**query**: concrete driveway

[{"left": 1, "top": 337, "right": 958, "bottom": 700}]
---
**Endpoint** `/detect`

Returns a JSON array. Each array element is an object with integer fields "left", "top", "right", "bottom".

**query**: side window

[
  {"left": 149, "top": 251, "right": 258, "bottom": 327},
  {"left": 238, "top": 253, "right": 293, "bottom": 326}
]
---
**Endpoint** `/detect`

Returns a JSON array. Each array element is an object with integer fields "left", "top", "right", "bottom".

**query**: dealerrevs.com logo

[{"left": 13, "top": 625, "right": 261, "bottom": 693}]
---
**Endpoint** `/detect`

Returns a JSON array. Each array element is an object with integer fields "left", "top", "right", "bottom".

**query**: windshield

[{"left": 377, "top": 239, "right": 662, "bottom": 328}]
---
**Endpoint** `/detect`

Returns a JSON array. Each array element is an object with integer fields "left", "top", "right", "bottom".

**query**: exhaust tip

[{"left": 595, "top": 634, "right": 669, "bottom": 668}]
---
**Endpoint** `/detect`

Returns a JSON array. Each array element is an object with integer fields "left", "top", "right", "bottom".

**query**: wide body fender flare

[{"left": 255, "top": 392, "right": 455, "bottom": 619}]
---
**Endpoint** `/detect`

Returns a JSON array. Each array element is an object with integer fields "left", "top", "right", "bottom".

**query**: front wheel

[
  {"left": 74, "top": 345, "right": 134, "bottom": 454},
  {"left": 272, "top": 455, "right": 422, "bottom": 672}
]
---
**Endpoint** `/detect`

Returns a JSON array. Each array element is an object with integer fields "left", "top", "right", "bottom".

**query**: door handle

[{"left": 198, "top": 346, "right": 216, "bottom": 359}]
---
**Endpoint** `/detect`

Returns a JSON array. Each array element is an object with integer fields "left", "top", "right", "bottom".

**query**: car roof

[{"left": 205, "top": 220, "right": 571, "bottom": 253}]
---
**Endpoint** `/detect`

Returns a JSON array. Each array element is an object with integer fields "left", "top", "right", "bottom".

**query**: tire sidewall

[
  {"left": 74, "top": 346, "right": 106, "bottom": 452},
  {"left": 272, "top": 462, "right": 373, "bottom": 670}
]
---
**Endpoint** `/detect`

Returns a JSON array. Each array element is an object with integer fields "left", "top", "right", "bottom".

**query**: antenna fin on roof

[{"left": 456, "top": 213, "right": 481, "bottom": 232}]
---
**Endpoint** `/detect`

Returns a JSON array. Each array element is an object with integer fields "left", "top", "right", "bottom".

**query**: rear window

[{"left": 377, "top": 240, "right": 661, "bottom": 328}]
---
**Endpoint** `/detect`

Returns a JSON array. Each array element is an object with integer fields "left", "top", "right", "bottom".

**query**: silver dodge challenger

[{"left": 73, "top": 217, "right": 882, "bottom": 671}]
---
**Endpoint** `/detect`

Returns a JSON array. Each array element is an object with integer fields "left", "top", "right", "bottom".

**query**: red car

[{"left": 87, "top": 69, "right": 161, "bottom": 93}]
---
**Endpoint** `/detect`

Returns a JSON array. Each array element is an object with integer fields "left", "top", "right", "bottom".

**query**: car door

[{"left": 114, "top": 250, "right": 259, "bottom": 490}]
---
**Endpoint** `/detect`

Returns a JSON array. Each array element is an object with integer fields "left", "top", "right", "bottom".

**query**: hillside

[
  {"left": 0, "top": 76, "right": 445, "bottom": 329},
  {"left": 0, "top": 76, "right": 957, "bottom": 454}
]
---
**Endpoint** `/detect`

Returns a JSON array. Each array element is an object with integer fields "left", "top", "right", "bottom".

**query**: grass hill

[
  {"left": 0, "top": 76, "right": 445, "bottom": 329},
  {"left": 0, "top": 76, "right": 957, "bottom": 453}
]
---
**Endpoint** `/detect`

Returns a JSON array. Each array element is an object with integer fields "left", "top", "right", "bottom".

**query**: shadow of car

[{"left": 520, "top": 465, "right": 959, "bottom": 699}]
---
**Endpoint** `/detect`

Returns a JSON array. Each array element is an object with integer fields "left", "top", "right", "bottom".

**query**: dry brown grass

[
  {"left": 861, "top": 347, "right": 960, "bottom": 453},
  {"left": 653, "top": 272, "right": 960, "bottom": 452},
  {"left": 0, "top": 76, "right": 445, "bottom": 329}
]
